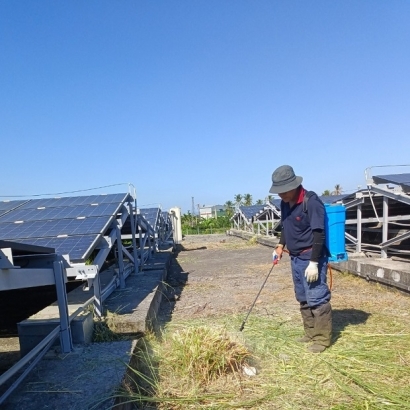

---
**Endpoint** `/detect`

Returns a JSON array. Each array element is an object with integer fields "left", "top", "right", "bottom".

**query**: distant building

[{"left": 198, "top": 205, "right": 226, "bottom": 219}]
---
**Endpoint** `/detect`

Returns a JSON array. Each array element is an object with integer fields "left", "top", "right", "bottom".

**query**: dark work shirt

[{"left": 280, "top": 188, "right": 325, "bottom": 255}]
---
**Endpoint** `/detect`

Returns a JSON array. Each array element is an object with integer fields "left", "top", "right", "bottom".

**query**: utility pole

[{"left": 191, "top": 197, "right": 195, "bottom": 227}]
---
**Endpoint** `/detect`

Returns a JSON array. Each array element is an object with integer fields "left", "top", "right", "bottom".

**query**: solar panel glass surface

[
  {"left": 0, "top": 203, "right": 120, "bottom": 223},
  {"left": 270, "top": 198, "right": 281, "bottom": 209},
  {"left": 0, "top": 216, "right": 111, "bottom": 240},
  {"left": 319, "top": 195, "right": 348, "bottom": 204},
  {"left": 13, "top": 235, "right": 97, "bottom": 261},
  {"left": 0, "top": 200, "right": 28, "bottom": 212},
  {"left": 373, "top": 173, "right": 410, "bottom": 188},
  {"left": 17, "top": 193, "right": 129, "bottom": 210},
  {"left": 140, "top": 208, "right": 160, "bottom": 227},
  {"left": 240, "top": 205, "right": 265, "bottom": 219}
]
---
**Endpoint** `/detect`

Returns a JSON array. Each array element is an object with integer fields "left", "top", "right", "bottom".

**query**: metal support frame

[
  {"left": 380, "top": 230, "right": 410, "bottom": 247},
  {"left": 116, "top": 224, "right": 125, "bottom": 289},
  {"left": 345, "top": 232, "right": 358, "bottom": 245},
  {"left": 356, "top": 203, "right": 362, "bottom": 253},
  {"left": 381, "top": 196, "right": 389, "bottom": 258},
  {"left": 128, "top": 200, "right": 139, "bottom": 273},
  {"left": 369, "top": 185, "right": 410, "bottom": 206},
  {"left": 53, "top": 260, "right": 73, "bottom": 353},
  {"left": 92, "top": 273, "right": 103, "bottom": 317},
  {"left": 138, "top": 214, "right": 144, "bottom": 259}
]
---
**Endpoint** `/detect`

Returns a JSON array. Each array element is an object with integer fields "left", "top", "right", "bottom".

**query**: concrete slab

[{"left": 103, "top": 268, "right": 168, "bottom": 334}]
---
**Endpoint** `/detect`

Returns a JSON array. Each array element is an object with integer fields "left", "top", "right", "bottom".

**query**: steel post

[
  {"left": 129, "top": 201, "right": 139, "bottom": 273},
  {"left": 93, "top": 273, "right": 103, "bottom": 317},
  {"left": 116, "top": 225, "right": 125, "bottom": 289},
  {"left": 53, "top": 261, "right": 73, "bottom": 353},
  {"left": 381, "top": 196, "right": 389, "bottom": 259},
  {"left": 356, "top": 203, "right": 362, "bottom": 253}
]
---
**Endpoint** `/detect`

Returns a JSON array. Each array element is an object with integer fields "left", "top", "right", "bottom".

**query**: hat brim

[{"left": 269, "top": 176, "right": 303, "bottom": 194}]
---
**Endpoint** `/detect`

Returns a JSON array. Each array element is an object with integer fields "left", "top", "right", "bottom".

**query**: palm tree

[
  {"left": 332, "top": 184, "right": 343, "bottom": 195},
  {"left": 234, "top": 194, "right": 243, "bottom": 206},
  {"left": 181, "top": 211, "right": 196, "bottom": 228},
  {"left": 255, "top": 199, "right": 264, "bottom": 205},
  {"left": 224, "top": 200, "right": 234, "bottom": 217},
  {"left": 243, "top": 193, "right": 253, "bottom": 206},
  {"left": 322, "top": 189, "right": 331, "bottom": 196}
]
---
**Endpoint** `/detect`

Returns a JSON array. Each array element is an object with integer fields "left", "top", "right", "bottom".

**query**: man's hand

[
  {"left": 272, "top": 245, "right": 284, "bottom": 265},
  {"left": 305, "top": 261, "right": 319, "bottom": 283},
  {"left": 272, "top": 250, "right": 279, "bottom": 264}
]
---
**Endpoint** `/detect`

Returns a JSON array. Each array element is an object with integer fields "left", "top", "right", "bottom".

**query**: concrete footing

[{"left": 18, "top": 311, "right": 93, "bottom": 356}]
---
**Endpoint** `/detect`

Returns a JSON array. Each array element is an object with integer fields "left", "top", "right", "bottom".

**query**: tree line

[{"left": 181, "top": 185, "right": 343, "bottom": 232}]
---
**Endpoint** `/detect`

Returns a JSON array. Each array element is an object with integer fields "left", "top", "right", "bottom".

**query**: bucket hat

[{"left": 269, "top": 165, "right": 303, "bottom": 194}]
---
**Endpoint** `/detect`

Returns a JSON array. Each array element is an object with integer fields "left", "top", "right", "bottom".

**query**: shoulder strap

[{"left": 302, "top": 190, "right": 316, "bottom": 213}]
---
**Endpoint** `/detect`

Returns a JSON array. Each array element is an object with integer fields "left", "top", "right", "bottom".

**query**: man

[{"left": 270, "top": 165, "right": 332, "bottom": 353}]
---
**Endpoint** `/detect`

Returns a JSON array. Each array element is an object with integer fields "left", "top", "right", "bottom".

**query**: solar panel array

[
  {"left": 0, "top": 193, "right": 130, "bottom": 262},
  {"left": 239, "top": 204, "right": 265, "bottom": 220}
]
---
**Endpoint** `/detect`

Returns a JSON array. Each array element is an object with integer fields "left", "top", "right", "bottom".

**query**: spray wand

[{"left": 239, "top": 254, "right": 278, "bottom": 332}]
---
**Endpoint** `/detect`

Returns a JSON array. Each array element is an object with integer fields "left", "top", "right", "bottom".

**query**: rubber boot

[
  {"left": 308, "top": 302, "right": 332, "bottom": 353},
  {"left": 296, "top": 302, "right": 315, "bottom": 343}
]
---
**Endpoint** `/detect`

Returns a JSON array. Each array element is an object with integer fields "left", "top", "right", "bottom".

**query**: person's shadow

[{"left": 332, "top": 309, "right": 371, "bottom": 343}]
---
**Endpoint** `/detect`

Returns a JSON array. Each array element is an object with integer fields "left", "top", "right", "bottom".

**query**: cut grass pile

[
  {"left": 116, "top": 310, "right": 410, "bottom": 410},
  {"left": 158, "top": 325, "right": 251, "bottom": 385}
]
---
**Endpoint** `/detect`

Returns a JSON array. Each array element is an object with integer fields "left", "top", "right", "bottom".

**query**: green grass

[{"left": 111, "top": 311, "right": 410, "bottom": 410}]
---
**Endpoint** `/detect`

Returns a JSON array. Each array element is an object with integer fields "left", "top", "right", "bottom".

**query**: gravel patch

[{"left": 2, "top": 341, "right": 135, "bottom": 410}]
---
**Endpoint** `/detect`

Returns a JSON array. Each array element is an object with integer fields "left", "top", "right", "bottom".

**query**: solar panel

[
  {"left": 13, "top": 235, "right": 98, "bottom": 261},
  {"left": 373, "top": 173, "right": 410, "bottom": 189},
  {"left": 0, "top": 200, "right": 28, "bottom": 213},
  {"left": 270, "top": 198, "right": 281, "bottom": 209},
  {"left": 0, "top": 216, "right": 111, "bottom": 240},
  {"left": 319, "top": 195, "right": 348, "bottom": 204},
  {"left": 0, "top": 203, "right": 120, "bottom": 223},
  {"left": 240, "top": 205, "right": 265, "bottom": 220},
  {"left": 16, "top": 193, "right": 129, "bottom": 210},
  {"left": 139, "top": 208, "right": 160, "bottom": 228}
]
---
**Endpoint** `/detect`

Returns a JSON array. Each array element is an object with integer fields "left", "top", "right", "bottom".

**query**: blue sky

[{"left": 1, "top": 1, "right": 409, "bottom": 213}]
